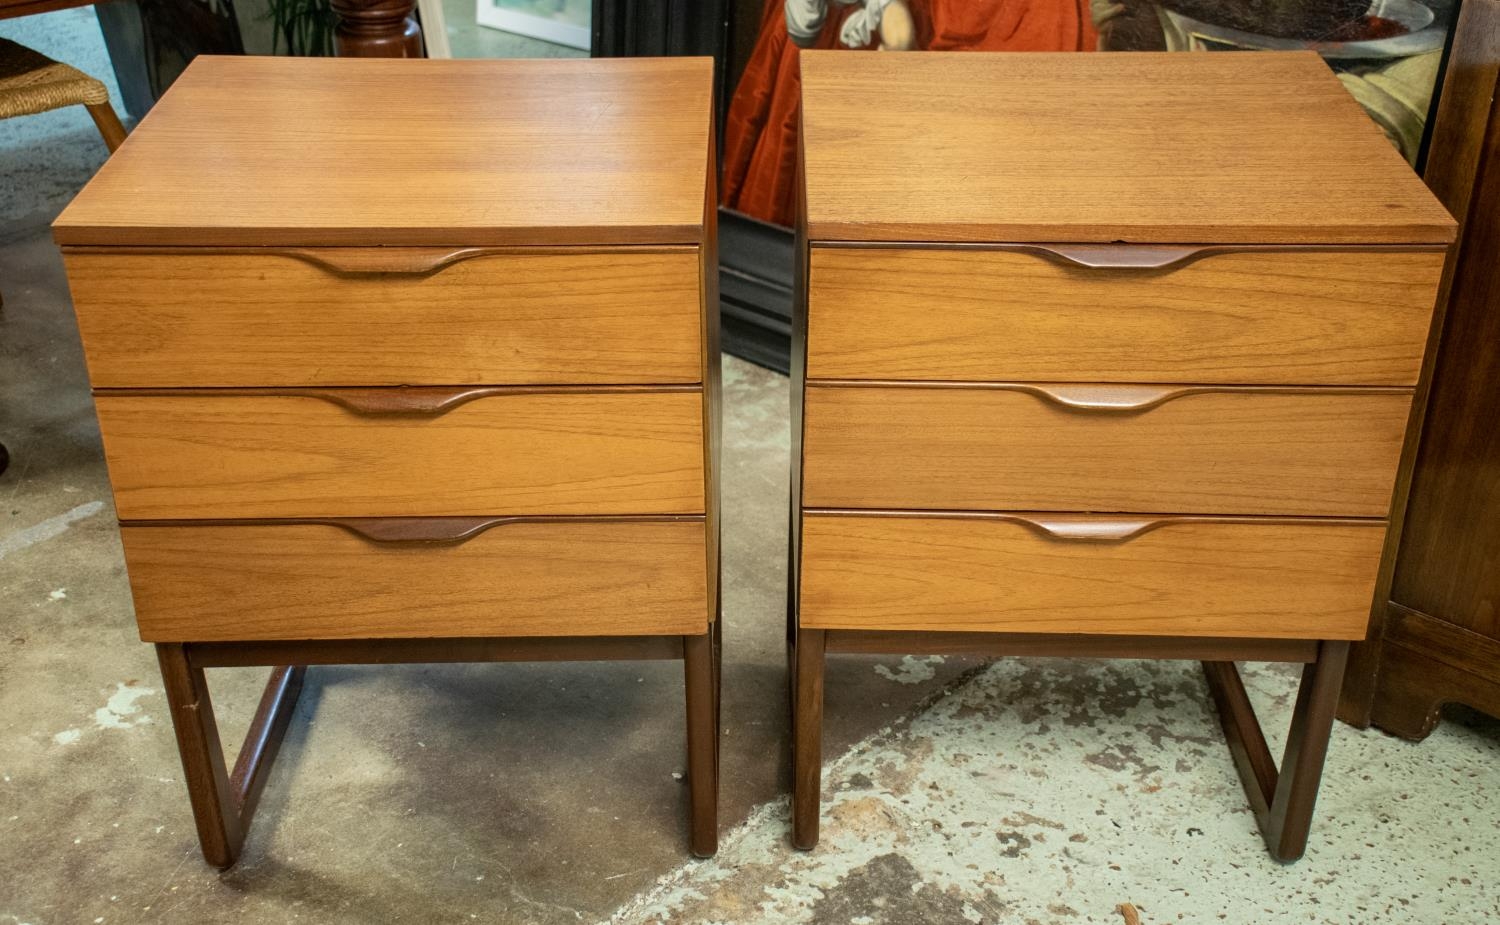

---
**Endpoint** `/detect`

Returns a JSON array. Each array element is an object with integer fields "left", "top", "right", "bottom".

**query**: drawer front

[
  {"left": 65, "top": 249, "right": 703, "bottom": 387},
  {"left": 799, "top": 513, "right": 1385, "bottom": 639},
  {"left": 802, "top": 384, "right": 1411, "bottom": 517},
  {"left": 806, "top": 247, "right": 1443, "bottom": 385},
  {"left": 96, "top": 388, "right": 705, "bottom": 519},
  {"left": 121, "top": 519, "right": 708, "bottom": 641}
]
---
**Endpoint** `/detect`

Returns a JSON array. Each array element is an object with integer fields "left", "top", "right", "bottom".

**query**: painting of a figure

[{"left": 721, "top": 0, "right": 1453, "bottom": 229}]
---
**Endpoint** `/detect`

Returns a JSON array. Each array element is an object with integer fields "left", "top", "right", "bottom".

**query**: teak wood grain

[
  {"left": 121, "top": 520, "right": 709, "bottom": 641},
  {"left": 95, "top": 389, "right": 704, "bottom": 519},
  {"left": 52, "top": 56, "right": 715, "bottom": 247},
  {"left": 64, "top": 249, "right": 703, "bottom": 387},
  {"left": 798, "top": 52, "right": 1454, "bottom": 245},
  {"left": 799, "top": 514, "right": 1386, "bottom": 639},
  {"left": 806, "top": 247, "right": 1445, "bottom": 385},
  {"left": 802, "top": 384, "right": 1412, "bottom": 517}
]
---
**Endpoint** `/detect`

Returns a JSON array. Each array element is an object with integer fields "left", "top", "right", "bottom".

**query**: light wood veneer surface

[
  {"left": 97, "top": 390, "right": 705, "bottom": 519},
  {"left": 799, "top": 51, "right": 1455, "bottom": 244},
  {"left": 65, "top": 249, "right": 704, "bottom": 387},
  {"left": 799, "top": 514, "right": 1386, "bottom": 639},
  {"left": 123, "top": 520, "right": 709, "bottom": 641},
  {"left": 806, "top": 247, "right": 1445, "bottom": 385},
  {"left": 802, "top": 385, "right": 1411, "bottom": 517},
  {"left": 53, "top": 56, "right": 715, "bottom": 247}
]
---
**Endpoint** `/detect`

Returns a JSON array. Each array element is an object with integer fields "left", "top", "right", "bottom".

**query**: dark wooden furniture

[
  {"left": 0, "top": 0, "right": 92, "bottom": 19},
  {"left": 54, "top": 55, "right": 721, "bottom": 867},
  {"left": 1340, "top": 0, "right": 1500, "bottom": 740},
  {"left": 328, "top": 0, "right": 422, "bottom": 57},
  {"left": 790, "top": 50, "right": 1454, "bottom": 862}
]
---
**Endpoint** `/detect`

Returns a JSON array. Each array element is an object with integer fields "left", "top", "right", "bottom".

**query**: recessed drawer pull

[
  {"left": 1018, "top": 243, "right": 1209, "bottom": 271},
  {"left": 1019, "top": 515, "right": 1167, "bottom": 542},
  {"left": 811, "top": 510, "right": 1377, "bottom": 544},
  {"left": 332, "top": 516, "right": 519, "bottom": 545},
  {"left": 123, "top": 515, "right": 703, "bottom": 547},
  {"left": 92, "top": 385, "right": 701, "bottom": 419},
  {"left": 310, "top": 386, "right": 497, "bottom": 416},
  {"left": 278, "top": 246, "right": 686, "bottom": 277},
  {"left": 309, "top": 386, "right": 513, "bottom": 416},
  {"left": 282, "top": 247, "right": 495, "bottom": 276},
  {"left": 303, "top": 385, "right": 697, "bottom": 416},
  {"left": 1012, "top": 384, "right": 1187, "bottom": 413}
]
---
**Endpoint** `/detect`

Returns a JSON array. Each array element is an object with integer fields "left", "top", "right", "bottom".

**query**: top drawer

[
  {"left": 64, "top": 248, "right": 704, "bottom": 388},
  {"left": 806, "top": 246, "right": 1444, "bottom": 385}
]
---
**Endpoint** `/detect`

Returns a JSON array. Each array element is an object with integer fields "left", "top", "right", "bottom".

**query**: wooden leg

[
  {"left": 155, "top": 645, "right": 304, "bottom": 868},
  {"left": 1203, "top": 640, "right": 1350, "bottom": 862},
  {"left": 157, "top": 644, "right": 240, "bottom": 867},
  {"left": 791, "top": 627, "right": 825, "bottom": 850},
  {"left": 328, "top": 0, "right": 423, "bottom": 57},
  {"left": 684, "top": 631, "right": 718, "bottom": 857},
  {"left": 84, "top": 102, "right": 127, "bottom": 153}
]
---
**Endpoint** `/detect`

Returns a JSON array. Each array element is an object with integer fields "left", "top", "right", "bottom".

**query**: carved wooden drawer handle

[
  {"left": 1022, "top": 244, "right": 1208, "bottom": 270},
  {"left": 807, "top": 510, "right": 1381, "bottom": 543},
  {"left": 304, "top": 386, "right": 508, "bottom": 416},
  {"left": 1012, "top": 384, "right": 1191, "bottom": 413},
  {"left": 282, "top": 247, "right": 493, "bottom": 276},
  {"left": 1006, "top": 383, "right": 1408, "bottom": 413},
  {"left": 1013, "top": 514, "right": 1168, "bottom": 542},
  {"left": 93, "top": 385, "right": 698, "bottom": 417},
  {"left": 122, "top": 515, "right": 703, "bottom": 547},
  {"left": 1014, "top": 243, "right": 1441, "bottom": 270},
  {"left": 807, "top": 382, "right": 1412, "bottom": 414},
  {"left": 325, "top": 515, "right": 701, "bottom": 545},
  {"left": 333, "top": 516, "right": 523, "bottom": 545}
]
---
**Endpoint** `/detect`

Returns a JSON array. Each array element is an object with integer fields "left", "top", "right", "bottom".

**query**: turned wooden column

[{"left": 328, "top": 0, "right": 423, "bottom": 57}]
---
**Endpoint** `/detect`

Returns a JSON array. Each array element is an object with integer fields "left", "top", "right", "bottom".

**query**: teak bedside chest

[
  {"left": 790, "top": 51, "right": 1456, "bottom": 861},
  {"left": 54, "top": 56, "right": 721, "bottom": 865}
]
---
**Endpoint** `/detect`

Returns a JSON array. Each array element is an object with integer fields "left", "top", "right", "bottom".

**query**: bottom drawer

[
  {"left": 799, "top": 513, "right": 1385, "bottom": 639},
  {"left": 122, "top": 519, "right": 707, "bottom": 642}
]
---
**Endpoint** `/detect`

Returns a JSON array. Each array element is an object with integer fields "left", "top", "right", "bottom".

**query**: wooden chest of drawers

[
  {"left": 790, "top": 51, "right": 1455, "bottom": 860},
  {"left": 55, "top": 56, "right": 720, "bottom": 865}
]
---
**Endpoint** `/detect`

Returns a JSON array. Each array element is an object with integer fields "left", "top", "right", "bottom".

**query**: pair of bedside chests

[{"left": 55, "top": 52, "right": 1454, "bottom": 868}]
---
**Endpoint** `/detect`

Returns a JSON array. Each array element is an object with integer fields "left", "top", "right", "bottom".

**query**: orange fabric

[
  {"left": 917, "top": 0, "right": 1097, "bottom": 52},
  {"left": 720, "top": 2, "right": 863, "bottom": 227},
  {"left": 720, "top": 0, "right": 1099, "bottom": 227}
]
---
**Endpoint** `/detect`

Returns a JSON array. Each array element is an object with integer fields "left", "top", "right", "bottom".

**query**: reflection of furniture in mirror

[{"left": 1339, "top": 0, "right": 1500, "bottom": 739}]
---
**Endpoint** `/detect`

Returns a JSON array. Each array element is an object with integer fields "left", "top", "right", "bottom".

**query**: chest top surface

[
  {"left": 798, "top": 51, "right": 1454, "bottom": 246},
  {"left": 54, "top": 56, "right": 714, "bottom": 248}
]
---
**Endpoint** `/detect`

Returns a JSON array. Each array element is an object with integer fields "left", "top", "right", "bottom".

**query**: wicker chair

[
  {"left": 0, "top": 37, "right": 127, "bottom": 153},
  {"left": 0, "top": 39, "right": 128, "bottom": 477}
]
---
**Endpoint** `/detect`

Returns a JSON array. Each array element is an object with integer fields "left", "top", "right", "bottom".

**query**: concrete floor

[{"left": 3, "top": 13, "right": 1500, "bottom": 925}]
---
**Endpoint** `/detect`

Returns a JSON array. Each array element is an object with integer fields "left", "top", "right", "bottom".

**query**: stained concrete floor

[{"left": 3, "top": 14, "right": 1500, "bottom": 925}]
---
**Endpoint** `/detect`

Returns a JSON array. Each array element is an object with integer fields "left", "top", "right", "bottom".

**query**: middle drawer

[
  {"left": 802, "top": 383, "right": 1412, "bottom": 517},
  {"left": 96, "top": 387, "right": 705, "bottom": 519}
]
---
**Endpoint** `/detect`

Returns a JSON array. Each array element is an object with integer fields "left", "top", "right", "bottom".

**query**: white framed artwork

[{"left": 474, "top": 0, "right": 592, "bottom": 50}]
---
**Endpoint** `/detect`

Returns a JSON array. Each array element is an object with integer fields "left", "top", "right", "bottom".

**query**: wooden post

[{"left": 329, "top": 0, "right": 424, "bottom": 57}]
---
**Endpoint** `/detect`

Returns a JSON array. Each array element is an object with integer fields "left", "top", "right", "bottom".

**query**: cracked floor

[{"left": 3, "top": 11, "right": 1500, "bottom": 924}]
